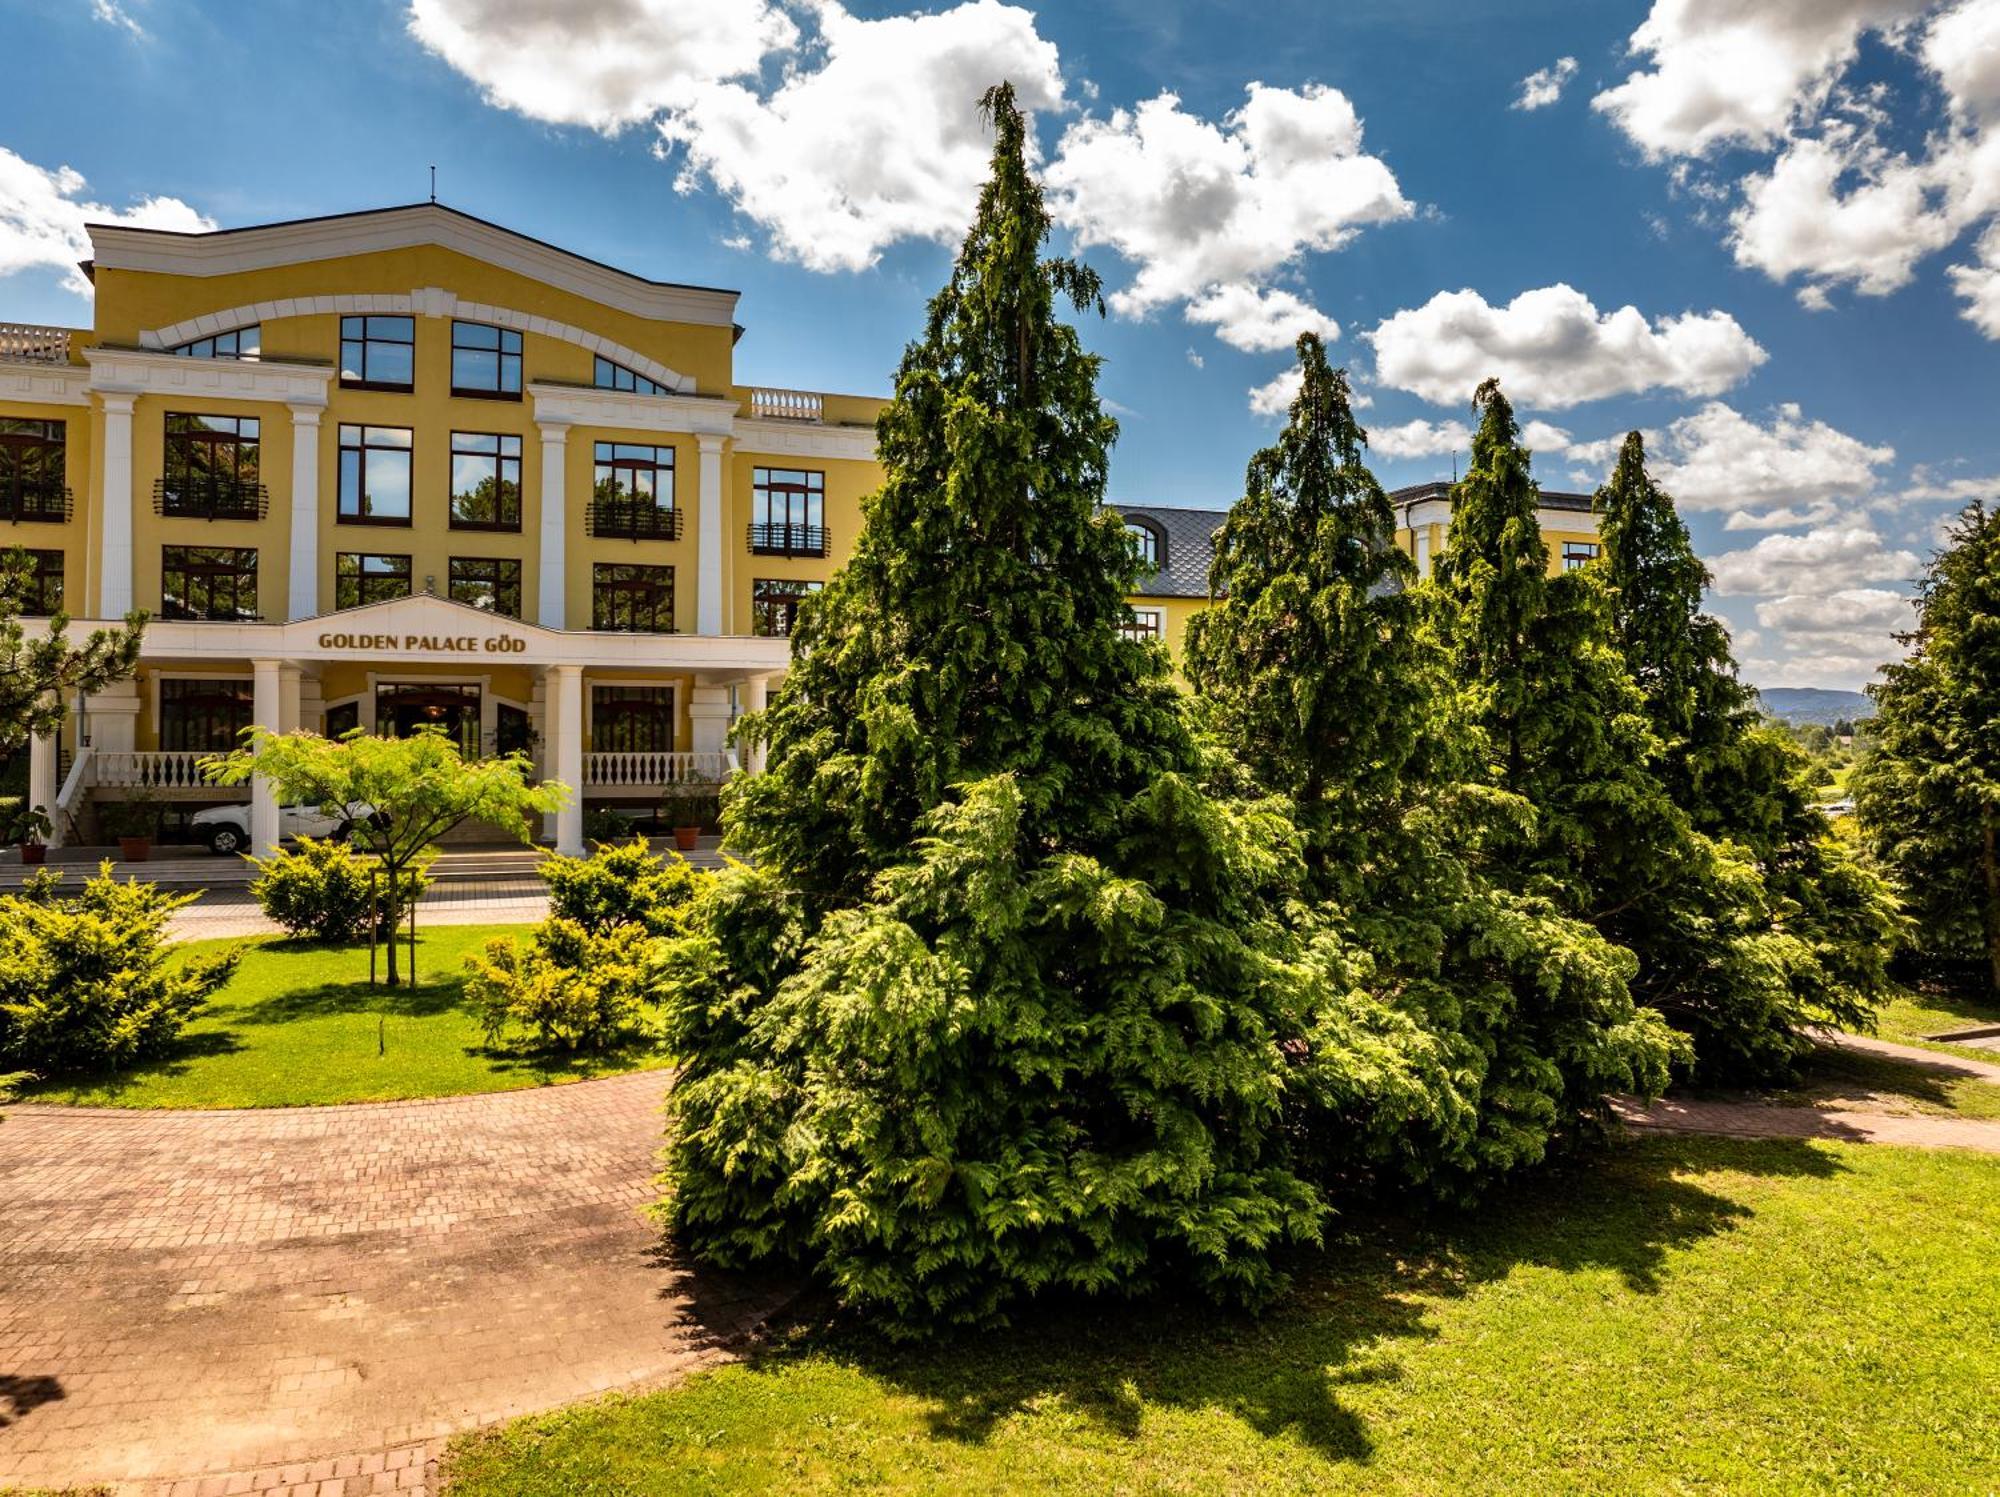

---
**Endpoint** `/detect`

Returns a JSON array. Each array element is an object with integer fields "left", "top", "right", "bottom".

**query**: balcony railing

[
  {"left": 583, "top": 750, "right": 739, "bottom": 788},
  {"left": 0, "top": 323, "right": 70, "bottom": 364},
  {"left": 153, "top": 475, "right": 271, "bottom": 522},
  {"left": 748, "top": 387, "right": 823, "bottom": 422},
  {"left": 93, "top": 751, "right": 220, "bottom": 790},
  {"left": 0, "top": 476, "right": 73, "bottom": 524},
  {"left": 586, "top": 498, "right": 684, "bottom": 541},
  {"left": 748, "top": 521, "right": 829, "bottom": 558}
]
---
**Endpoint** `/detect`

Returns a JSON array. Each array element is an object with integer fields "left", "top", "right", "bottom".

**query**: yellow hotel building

[{"left": 0, "top": 203, "right": 1598, "bottom": 855}]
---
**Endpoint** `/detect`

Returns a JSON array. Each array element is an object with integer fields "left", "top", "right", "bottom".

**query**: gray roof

[{"left": 1110, "top": 503, "right": 1228, "bottom": 599}]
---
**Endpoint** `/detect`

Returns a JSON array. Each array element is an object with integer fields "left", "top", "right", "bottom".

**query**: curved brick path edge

[{"left": 0, "top": 1069, "right": 796, "bottom": 1496}]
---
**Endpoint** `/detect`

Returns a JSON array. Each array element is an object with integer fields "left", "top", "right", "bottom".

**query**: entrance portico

[{"left": 40, "top": 593, "right": 785, "bottom": 855}]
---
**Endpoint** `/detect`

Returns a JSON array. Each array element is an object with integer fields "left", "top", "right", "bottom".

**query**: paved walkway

[
  {"left": 167, "top": 878, "right": 555, "bottom": 941},
  {"left": 1814, "top": 1026, "right": 2000, "bottom": 1076},
  {"left": 0, "top": 1071, "right": 790, "bottom": 1496},
  {"left": 1616, "top": 1094, "right": 2000, "bottom": 1155}
]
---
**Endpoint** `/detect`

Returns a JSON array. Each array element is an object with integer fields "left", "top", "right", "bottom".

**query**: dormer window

[
  {"left": 594, "top": 355, "right": 668, "bottom": 396},
  {"left": 1126, "top": 518, "right": 1164, "bottom": 571},
  {"left": 171, "top": 324, "right": 261, "bottom": 361}
]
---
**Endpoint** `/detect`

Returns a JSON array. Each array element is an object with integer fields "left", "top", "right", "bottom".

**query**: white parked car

[{"left": 189, "top": 801, "right": 375, "bottom": 856}]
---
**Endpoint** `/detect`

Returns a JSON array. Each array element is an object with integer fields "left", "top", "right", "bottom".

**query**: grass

[
  {"left": 445, "top": 1136, "right": 2000, "bottom": 1495},
  {"left": 1871, "top": 977, "right": 2000, "bottom": 1056},
  {"left": 18, "top": 925, "right": 670, "bottom": 1109},
  {"left": 1775, "top": 1043, "right": 2000, "bottom": 1120}
]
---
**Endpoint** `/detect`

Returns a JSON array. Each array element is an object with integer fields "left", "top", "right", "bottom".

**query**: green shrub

[
  {"left": 583, "top": 804, "right": 633, "bottom": 844},
  {"left": 542, "top": 837, "right": 705, "bottom": 936},
  {"left": 465, "top": 919, "right": 661, "bottom": 1052},
  {"left": 248, "top": 837, "right": 432, "bottom": 943},
  {"left": 0, "top": 865, "right": 239, "bottom": 1072}
]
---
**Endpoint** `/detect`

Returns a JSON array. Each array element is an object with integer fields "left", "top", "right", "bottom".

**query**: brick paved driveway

[{"left": 0, "top": 1071, "right": 788, "bottom": 1494}]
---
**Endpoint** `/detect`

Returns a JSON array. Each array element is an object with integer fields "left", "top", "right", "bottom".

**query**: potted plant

[
  {"left": 6, "top": 804, "right": 52, "bottom": 866},
  {"left": 99, "top": 792, "right": 159, "bottom": 863},
  {"left": 669, "top": 793, "right": 718, "bottom": 852}
]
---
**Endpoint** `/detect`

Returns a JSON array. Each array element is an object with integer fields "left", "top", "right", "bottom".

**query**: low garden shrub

[
  {"left": 0, "top": 865, "right": 239, "bottom": 1072},
  {"left": 463, "top": 839, "right": 706, "bottom": 1052},
  {"left": 248, "top": 837, "right": 432, "bottom": 943}
]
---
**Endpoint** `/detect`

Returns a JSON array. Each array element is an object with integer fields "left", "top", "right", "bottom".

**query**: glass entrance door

[{"left": 375, "top": 682, "right": 482, "bottom": 757}]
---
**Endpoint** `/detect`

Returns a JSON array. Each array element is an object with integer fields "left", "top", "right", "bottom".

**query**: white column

[
  {"left": 739, "top": 674, "right": 769, "bottom": 773},
  {"left": 688, "top": 683, "right": 732, "bottom": 754},
  {"left": 547, "top": 664, "right": 584, "bottom": 856},
  {"left": 28, "top": 722, "right": 58, "bottom": 837},
  {"left": 537, "top": 421, "right": 570, "bottom": 629},
  {"left": 251, "top": 659, "right": 282, "bottom": 854},
  {"left": 85, "top": 680, "right": 140, "bottom": 753},
  {"left": 286, "top": 403, "right": 324, "bottom": 619},
  {"left": 1414, "top": 527, "right": 1433, "bottom": 579},
  {"left": 697, "top": 433, "right": 726, "bottom": 636},
  {"left": 98, "top": 392, "right": 136, "bottom": 617},
  {"left": 278, "top": 664, "right": 302, "bottom": 735}
]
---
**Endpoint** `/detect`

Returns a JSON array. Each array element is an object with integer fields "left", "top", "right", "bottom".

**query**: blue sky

[{"left": 3, "top": 0, "right": 1997, "bottom": 690}]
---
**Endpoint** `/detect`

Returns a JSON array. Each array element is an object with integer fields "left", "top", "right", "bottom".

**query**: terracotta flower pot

[
  {"left": 19, "top": 842, "right": 45, "bottom": 866},
  {"left": 118, "top": 835, "right": 152, "bottom": 863},
  {"left": 673, "top": 825, "right": 701, "bottom": 851}
]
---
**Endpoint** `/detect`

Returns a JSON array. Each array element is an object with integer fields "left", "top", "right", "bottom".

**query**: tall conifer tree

[{"left": 658, "top": 87, "right": 1339, "bottom": 1333}]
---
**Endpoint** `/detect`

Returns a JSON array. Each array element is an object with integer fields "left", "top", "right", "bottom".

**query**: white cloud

[
  {"left": 1367, "top": 283, "right": 1767, "bottom": 409},
  {"left": 406, "top": 0, "right": 797, "bottom": 131},
  {"left": 1184, "top": 282, "right": 1339, "bottom": 351},
  {"left": 1747, "top": 586, "right": 1916, "bottom": 686},
  {"left": 1592, "top": 0, "right": 1927, "bottom": 159},
  {"left": 1722, "top": 502, "right": 1842, "bottom": 531},
  {"left": 1707, "top": 525, "right": 1919, "bottom": 594},
  {"left": 1514, "top": 57, "right": 1579, "bottom": 111},
  {"left": 1045, "top": 83, "right": 1411, "bottom": 315},
  {"left": 1521, "top": 420, "right": 1573, "bottom": 451},
  {"left": 0, "top": 147, "right": 212, "bottom": 297},
  {"left": 1884, "top": 460, "right": 2000, "bottom": 507},
  {"left": 91, "top": 0, "right": 144, "bottom": 37},
  {"left": 1755, "top": 587, "right": 1913, "bottom": 635},
  {"left": 1950, "top": 224, "right": 2000, "bottom": 334},
  {"left": 657, "top": 2, "right": 1064, "bottom": 273},
  {"left": 1185, "top": 347, "right": 1205, "bottom": 369},
  {"left": 1925, "top": 0, "right": 2000, "bottom": 121},
  {"left": 1248, "top": 367, "right": 1301, "bottom": 417},
  {"left": 1649, "top": 401, "right": 1894, "bottom": 517},
  {"left": 1369, "top": 418, "right": 1472, "bottom": 459}
]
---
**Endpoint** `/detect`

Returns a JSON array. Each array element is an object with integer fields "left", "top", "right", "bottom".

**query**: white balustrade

[
  {"left": 92, "top": 750, "right": 219, "bottom": 790},
  {"left": 748, "top": 387, "right": 823, "bottom": 422},
  {"left": 582, "top": 750, "right": 739, "bottom": 788},
  {"left": 0, "top": 323, "right": 71, "bottom": 363}
]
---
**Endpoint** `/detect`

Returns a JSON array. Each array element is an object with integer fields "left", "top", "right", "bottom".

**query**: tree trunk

[
  {"left": 1985, "top": 815, "right": 2000, "bottom": 996},
  {"left": 383, "top": 869, "right": 403, "bottom": 988}
]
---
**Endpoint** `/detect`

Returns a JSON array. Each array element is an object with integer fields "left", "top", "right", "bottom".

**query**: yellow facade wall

[{"left": 1, "top": 394, "right": 93, "bottom": 619}]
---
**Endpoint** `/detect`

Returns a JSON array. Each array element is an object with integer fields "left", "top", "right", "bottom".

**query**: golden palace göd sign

[{"left": 316, "top": 630, "right": 530, "bottom": 654}]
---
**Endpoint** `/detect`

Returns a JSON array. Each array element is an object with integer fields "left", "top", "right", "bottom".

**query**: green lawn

[
  {"left": 18, "top": 925, "right": 669, "bottom": 1109},
  {"left": 445, "top": 1136, "right": 2000, "bottom": 1495},
  {"left": 1777, "top": 1041, "right": 2000, "bottom": 1120},
  {"left": 1872, "top": 978, "right": 2000, "bottom": 1056}
]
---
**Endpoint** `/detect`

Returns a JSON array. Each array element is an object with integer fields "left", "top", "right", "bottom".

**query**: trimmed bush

[
  {"left": 543, "top": 837, "right": 705, "bottom": 937},
  {"left": 0, "top": 865, "right": 239, "bottom": 1072},
  {"left": 248, "top": 837, "right": 432, "bottom": 943}
]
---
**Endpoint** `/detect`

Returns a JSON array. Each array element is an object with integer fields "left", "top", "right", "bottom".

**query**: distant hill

[{"left": 1754, "top": 687, "right": 1873, "bottom": 726}]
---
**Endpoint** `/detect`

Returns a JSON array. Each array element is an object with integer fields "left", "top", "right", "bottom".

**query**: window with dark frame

[
  {"left": 161, "top": 545, "right": 259, "bottom": 622},
  {"left": 158, "top": 677, "right": 255, "bottom": 754},
  {"left": 593, "top": 355, "right": 668, "bottom": 396},
  {"left": 170, "top": 324, "right": 261, "bottom": 361},
  {"left": 161, "top": 413, "right": 262, "bottom": 519},
  {"left": 13, "top": 548, "right": 63, "bottom": 615},
  {"left": 1562, "top": 541, "right": 1602, "bottom": 572},
  {"left": 750, "top": 467, "right": 827, "bottom": 556},
  {"left": 449, "top": 431, "right": 522, "bottom": 530},
  {"left": 339, "top": 315, "right": 415, "bottom": 389},
  {"left": 591, "top": 562, "right": 675, "bottom": 633},
  {"left": 751, "top": 577, "right": 822, "bottom": 637},
  {"left": 325, "top": 700, "right": 361, "bottom": 739},
  {"left": 589, "top": 685, "right": 677, "bottom": 753},
  {"left": 334, "top": 551, "right": 413, "bottom": 610},
  {"left": 0, "top": 417, "right": 68, "bottom": 522},
  {"left": 338, "top": 424, "right": 414, "bottom": 524},
  {"left": 1126, "top": 520, "right": 1162, "bottom": 570},
  {"left": 1121, "top": 607, "right": 1164, "bottom": 643},
  {"left": 450, "top": 320, "right": 522, "bottom": 398},
  {"left": 449, "top": 556, "right": 523, "bottom": 618},
  {"left": 589, "top": 441, "right": 678, "bottom": 538}
]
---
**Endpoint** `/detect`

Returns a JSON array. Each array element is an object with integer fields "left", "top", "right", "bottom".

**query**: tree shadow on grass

[
  {"left": 475, "top": 1032, "right": 669, "bottom": 1086},
  {"left": 13, "top": 1028, "right": 246, "bottom": 1102},
  {"left": 1769, "top": 1045, "right": 1997, "bottom": 1115},
  {"left": 229, "top": 974, "right": 468, "bottom": 1026},
  {"left": 700, "top": 1133, "right": 1844, "bottom": 1468}
]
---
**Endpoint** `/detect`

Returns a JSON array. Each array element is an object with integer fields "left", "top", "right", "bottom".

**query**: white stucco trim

[
  {"left": 1396, "top": 495, "right": 1600, "bottom": 538},
  {"left": 0, "top": 361, "right": 92, "bottom": 407},
  {"left": 137, "top": 290, "right": 692, "bottom": 395},
  {"left": 89, "top": 205, "right": 741, "bottom": 328},
  {"left": 732, "top": 415, "right": 877, "bottom": 462},
  {"left": 526, "top": 381, "right": 735, "bottom": 435},
  {"left": 83, "top": 346, "right": 334, "bottom": 404}
]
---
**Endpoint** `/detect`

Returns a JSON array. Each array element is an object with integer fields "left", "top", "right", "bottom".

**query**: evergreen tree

[
  {"left": 1595, "top": 433, "right": 1898, "bottom": 1073},
  {"left": 1854, "top": 501, "right": 2000, "bottom": 990},
  {"left": 1189, "top": 345, "right": 1677, "bottom": 1195},
  {"left": 658, "top": 87, "right": 1342, "bottom": 1333}
]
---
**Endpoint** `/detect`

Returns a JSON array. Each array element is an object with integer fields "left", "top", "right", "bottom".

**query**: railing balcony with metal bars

[
  {"left": 153, "top": 475, "right": 271, "bottom": 522},
  {"left": 0, "top": 323, "right": 71, "bottom": 364},
  {"left": 748, "top": 521, "right": 829, "bottom": 557},
  {"left": 586, "top": 498, "right": 684, "bottom": 541},
  {"left": 0, "top": 475, "right": 74, "bottom": 524}
]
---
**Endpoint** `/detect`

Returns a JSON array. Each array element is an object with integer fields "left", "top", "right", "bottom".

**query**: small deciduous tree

[
  {"left": 208, "top": 727, "right": 564, "bottom": 985},
  {"left": 1854, "top": 501, "right": 2000, "bottom": 990},
  {"left": 0, "top": 544, "right": 144, "bottom": 752}
]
